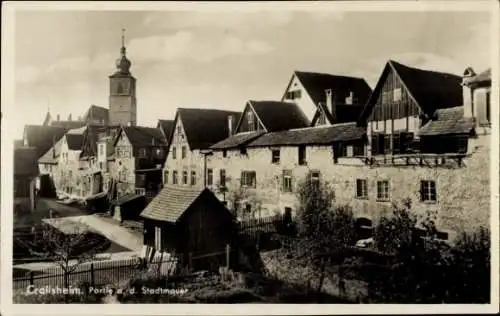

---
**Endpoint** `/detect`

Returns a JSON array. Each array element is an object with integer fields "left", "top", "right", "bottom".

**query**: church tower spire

[
  {"left": 115, "top": 28, "right": 131, "bottom": 75},
  {"left": 109, "top": 28, "right": 137, "bottom": 126}
]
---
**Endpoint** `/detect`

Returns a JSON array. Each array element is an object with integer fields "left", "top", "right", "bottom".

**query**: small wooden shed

[{"left": 140, "top": 185, "right": 236, "bottom": 270}]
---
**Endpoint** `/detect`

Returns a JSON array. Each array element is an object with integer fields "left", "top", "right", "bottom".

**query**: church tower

[{"left": 109, "top": 29, "right": 137, "bottom": 126}]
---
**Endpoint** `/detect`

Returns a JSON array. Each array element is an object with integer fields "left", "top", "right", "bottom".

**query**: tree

[
  {"left": 373, "top": 198, "right": 417, "bottom": 255},
  {"left": 16, "top": 217, "right": 101, "bottom": 291},
  {"left": 294, "top": 172, "right": 356, "bottom": 292},
  {"left": 222, "top": 176, "right": 263, "bottom": 220},
  {"left": 370, "top": 198, "right": 490, "bottom": 303}
]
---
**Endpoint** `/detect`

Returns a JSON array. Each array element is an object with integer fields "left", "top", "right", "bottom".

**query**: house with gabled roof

[
  {"left": 162, "top": 108, "right": 241, "bottom": 191},
  {"left": 112, "top": 125, "right": 168, "bottom": 199},
  {"left": 281, "top": 70, "right": 372, "bottom": 125}
]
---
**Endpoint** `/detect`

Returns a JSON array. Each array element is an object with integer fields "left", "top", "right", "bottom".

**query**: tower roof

[{"left": 114, "top": 28, "right": 131, "bottom": 75}]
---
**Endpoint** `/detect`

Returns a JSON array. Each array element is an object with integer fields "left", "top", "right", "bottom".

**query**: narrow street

[{"left": 43, "top": 214, "right": 143, "bottom": 252}]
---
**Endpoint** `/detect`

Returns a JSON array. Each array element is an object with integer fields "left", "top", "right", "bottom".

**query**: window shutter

[
  {"left": 392, "top": 134, "right": 401, "bottom": 155},
  {"left": 420, "top": 181, "right": 425, "bottom": 201},
  {"left": 370, "top": 135, "right": 377, "bottom": 155}
]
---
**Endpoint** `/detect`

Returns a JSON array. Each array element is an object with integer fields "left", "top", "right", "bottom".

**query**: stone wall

[{"left": 209, "top": 133, "right": 490, "bottom": 240}]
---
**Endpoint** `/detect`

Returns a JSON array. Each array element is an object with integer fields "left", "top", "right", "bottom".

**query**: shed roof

[
  {"left": 140, "top": 185, "right": 224, "bottom": 223},
  {"left": 248, "top": 122, "right": 365, "bottom": 147},
  {"left": 419, "top": 106, "right": 475, "bottom": 136}
]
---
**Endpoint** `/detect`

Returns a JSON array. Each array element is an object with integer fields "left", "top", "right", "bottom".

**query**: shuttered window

[{"left": 241, "top": 171, "right": 256, "bottom": 188}]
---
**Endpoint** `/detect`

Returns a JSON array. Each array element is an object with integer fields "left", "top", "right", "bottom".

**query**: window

[
  {"left": 220, "top": 169, "right": 226, "bottom": 187},
  {"left": 382, "top": 91, "right": 390, "bottom": 104},
  {"left": 298, "top": 146, "right": 306, "bottom": 165},
  {"left": 271, "top": 149, "right": 280, "bottom": 164},
  {"left": 223, "top": 150, "right": 227, "bottom": 158},
  {"left": 181, "top": 146, "right": 187, "bottom": 159},
  {"left": 310, "top": 171, "right": 320, "bottom": 188},
  {"left": 393, "top": 88, "right": 402, "bottom": 102},
  {"left": 155, "top": 148, "right": 164, "bottom": 158},
  {"left": 164, "top": 170, "right": 169, "bottom": 184},
  {"left": 172, "top": 170, "right": 178, "bottom": 184},
  {"left": 286, "top": 90, "right": 302, "bottom": 100},
  {"left": 183, "top": 171, "right": 188, "bottom": 185},
  {"left": 155, "top": 226, "right": 162, "bottom": 250},
  {"left": 356, "top": 179, "right": 368, "bottom": 199},
  {"left": 99, "top": 144, "right": 104, "bottom": 155},
  {"left": 138, "top": 148, "right": 147, "bottom": 158},
  {"left": 247, "top": 111, "right": 255, "bottom": 132},
  {"left": 241, "top": 171, "right": 256, "bottom": 188},
  {"left": 171, "top": 147, "right": 177, "bottom": 159},
  {"left": 420, "top": 180, "right": 437, "bottom": 202},
  {"left": 99, "top": 162, "right": 103, "bottom": 170},
  {"left": 191, "top": 171, "right": 196, "bottom": 186},
  {"left": 207, "top": 169, "right": 213, "bottom": 186},
  {"left": 240, "top": 147, "right": 247, "bottom": 155},
  {"left": 353, "top": 142, "right": 365, "bottom": 156},
  {"left": 377, "top": 180, "right": 390, "bottom": 201},
  {"left": 317, "top": 111, "right": 327, "bottom": 125},
  {"left": 282, "top": 170, "right": 293, "bottom": 193}
]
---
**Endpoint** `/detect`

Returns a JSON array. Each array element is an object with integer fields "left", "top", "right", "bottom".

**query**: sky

[{"left": 12, "top": 8, "right": 492, "bottom": 139}]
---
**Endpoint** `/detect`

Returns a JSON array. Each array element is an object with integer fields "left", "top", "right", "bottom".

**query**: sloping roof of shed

[
  {"left": 419, "top": 106, "right": 475, "bottom": 136},
  {"left": 247, "top": 100, "right": 310, "bottom": 132}
]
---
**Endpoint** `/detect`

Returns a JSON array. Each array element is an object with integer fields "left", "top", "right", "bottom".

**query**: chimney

[
  {"left": 345, "top": 91, "right": 354, "bottom": 105},
  {"left": 325, "top": 89, "right": 336, "bottom": 122},
  {"left": 57, "top": 114, "right": 60, "bottom": 121},
  {"left": 462, "top": 67, "right": 476, "bottom": 119},
  {"left": 68, "top": 114, "right": 72, "bottom": 121},
  {"left": 227, "top": 115, "right": 234, "bottom": 136}
]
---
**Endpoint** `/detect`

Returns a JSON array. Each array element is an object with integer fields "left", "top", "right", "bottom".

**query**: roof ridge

[
  {"left": 294, "top": 70, "right": 367, "bottom": 82},
  {"left": 388, "top": 59, "right": 461, "bottom": 78}
]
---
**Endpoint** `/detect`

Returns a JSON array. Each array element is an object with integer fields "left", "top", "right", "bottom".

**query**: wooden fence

[{"left": 13, "top": 247, "right": 232, "bottom": 292}]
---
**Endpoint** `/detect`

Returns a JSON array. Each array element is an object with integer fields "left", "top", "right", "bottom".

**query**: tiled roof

[
  {"left": 157, "top": 119, "right": 174, "bottom": 141},
  {"left": 419, "top": 106, "right": 474, "bottom": 136},
  {"left": 210, "top": 131, "right": 265, "bottom": 150},
  {"left": 464, "top": 69, "right": 491, "bottom": 85},
  {"left": 83, "top": 105, "right": 109, "bottom": 124},
  {"left": 80, "top": 125, "right": 120, "bottom": 158},
  {"left": 14, "top": 147, "right": 39, "bottom": 177},
  {"left": 359, "top": 60, "right": 463, "bottom": 123},
  {"left": 293, "top": 71, "right": 372, "bottom": 108},
  {"left": 140, "top": 185, "right": 207, "bottom": 222},
  {"left": 249, "top": 101, "right": 310, "bottom": 132},
  {"left": 66, "top": 134, "right": 85, "bottom": 150},
  {"left": 177, "top": 108, "right": 242, "bottom": 150},
  {"left": 123, "top": 126, "right": 167, "bottom": 148},
  {"left": 248, "top": 122, "right": 365, "bottom": 147},
  {"left": 38, "top": 137, "right": 62, "bottom": 164},
  {"left": 23, "top": 125, "right": 67, "bottom": 158}
]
